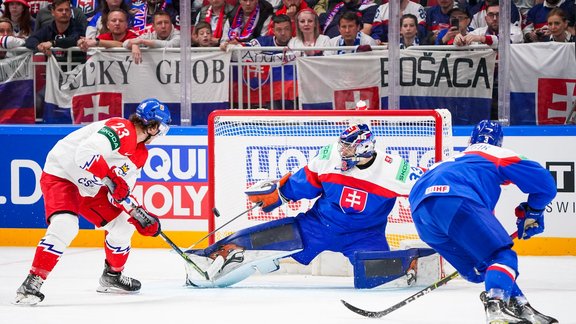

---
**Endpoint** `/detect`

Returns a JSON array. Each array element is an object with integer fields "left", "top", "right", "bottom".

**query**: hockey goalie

[{"left": 184, "top": 123, "right": 444, "bottom": 289}]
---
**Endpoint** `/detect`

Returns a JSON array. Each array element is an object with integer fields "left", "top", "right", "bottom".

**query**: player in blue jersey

[
  {"left": 409, "top": 120, "right": 558, "bottom": 324},
  {"left": 184, "top": 122, "right": 433, "bottom": 289}
]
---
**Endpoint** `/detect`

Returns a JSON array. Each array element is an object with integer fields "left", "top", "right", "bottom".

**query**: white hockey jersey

[
  {"left": 280, "top": 142, "right": 424, "bottom": 233},
  {"left": 43, "top": 118, "right": 148, "bottom": 197}
]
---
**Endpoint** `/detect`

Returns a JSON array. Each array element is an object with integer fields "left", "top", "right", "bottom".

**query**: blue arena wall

[{"left": 0, "top": 125, "right": 574, "bottom": 255}]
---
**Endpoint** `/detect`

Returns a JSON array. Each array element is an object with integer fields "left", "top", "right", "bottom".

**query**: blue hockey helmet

[
  {"left": 469, "top": 120, "right": 503, "bottom": 147},
  {"left": 338, "top": 123, "right": 375, "bottom": 171},
  {"left": 136, "top": 98, "right": 171, "bottom": 136}
]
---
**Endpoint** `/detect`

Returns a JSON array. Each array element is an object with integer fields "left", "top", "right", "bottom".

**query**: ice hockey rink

[{"left": 0, "top": 247, "right": 574, "bottom": 324}]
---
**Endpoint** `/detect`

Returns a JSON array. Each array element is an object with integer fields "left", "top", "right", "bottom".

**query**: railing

[{"left": 1, "top": 43, "right": 574, "bottom": 125}]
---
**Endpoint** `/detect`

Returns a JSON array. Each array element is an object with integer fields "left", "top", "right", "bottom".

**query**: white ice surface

[{"left": 1, "top": 247, "right": 574, "bottom": 324}]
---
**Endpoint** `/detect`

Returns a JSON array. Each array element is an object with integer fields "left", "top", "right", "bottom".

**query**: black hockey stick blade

[
  {"left": 340, "top": 271, "right": 459, "bottom": 318},
  {"left": 158, "top": 232, "right": 210, "bottom": 280}
]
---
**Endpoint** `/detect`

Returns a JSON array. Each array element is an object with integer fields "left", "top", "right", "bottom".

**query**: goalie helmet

[
  {"left": 469, "top": 120, "right": 503, "bottom": 147},
  {"left": 136, "top": 98, "right": 172, "bottom": 136},
  {"left": 338, "top": 124, "right": 375, "bottom": 171}
]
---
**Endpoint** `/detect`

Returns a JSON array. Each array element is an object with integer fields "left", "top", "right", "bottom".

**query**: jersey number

[{"left": 109, "top": 122, "right": 130, "bottom": 139}]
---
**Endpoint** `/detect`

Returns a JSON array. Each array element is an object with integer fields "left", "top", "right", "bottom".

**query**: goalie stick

[
  {"left": 341, "top": 231, "right": 519, "bottom": 318},
  {"left": 185, "top": 202, "right": 263, "bottom": 250},
  {"left": 102, "top": 177, "right": 210, "bottom": 280}
]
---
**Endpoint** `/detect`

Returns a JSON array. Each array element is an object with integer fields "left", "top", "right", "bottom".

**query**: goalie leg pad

[
  {"left": 353, "top": 248, "right": 436, "bottom": 289},
  {"left": 186, "top": 249, "right": 300, "bottom": 288},
  {"left": 185, "top": 218, "right": 304, "bottom": 288},
  {"left": 194, "top": 217, "right": 304, "bottom": 257}
]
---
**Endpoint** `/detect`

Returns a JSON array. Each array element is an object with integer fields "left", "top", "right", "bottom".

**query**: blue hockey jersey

[
  {"left": 279, "top": 143, "right": 424, "bottom": 234},
  {"left": 409, "top": 143, "right": 557, "bottom": 212}
]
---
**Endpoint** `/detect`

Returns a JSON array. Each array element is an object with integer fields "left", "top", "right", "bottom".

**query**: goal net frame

[{"left": 207, "top": 110, "right": 453, "bottom": 252}]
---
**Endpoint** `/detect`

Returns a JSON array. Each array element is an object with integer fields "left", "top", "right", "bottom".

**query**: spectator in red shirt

[
  {"left": 269, "top": 0, "right": 309, "bottom": 36},
  {"left": 78, "top": 8, "right": 137, "bottom": 50}
]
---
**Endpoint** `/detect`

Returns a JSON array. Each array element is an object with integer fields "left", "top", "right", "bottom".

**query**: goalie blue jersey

[
  {"left": 279, "top": 143, "right": 423, "bottom": 233},
  {"left": 409, "top": 143, "right": 557, "bottom": 212}
]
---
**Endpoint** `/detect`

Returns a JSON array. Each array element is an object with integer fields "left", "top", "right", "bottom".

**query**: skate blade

[
  {"left": 96, "top": 286, "right": 140, "bottom": 294},
  {"left": 12, "top": 294, "right": 42, "bottom": 306}
]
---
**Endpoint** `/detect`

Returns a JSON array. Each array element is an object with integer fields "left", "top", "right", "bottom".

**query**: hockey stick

[
  {"left": 185, "top": 202, "right": 263, "bottom": 250},
  {"left": 341, "top": 231, "right": 519, "bottom": 318},
  {"left": 102, "top": 178, "right": 209, "bottom": 280}
]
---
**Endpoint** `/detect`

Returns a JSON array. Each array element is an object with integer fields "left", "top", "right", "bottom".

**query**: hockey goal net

[{"left": 208, "top": 110, "right": 453, "bottom": 253}]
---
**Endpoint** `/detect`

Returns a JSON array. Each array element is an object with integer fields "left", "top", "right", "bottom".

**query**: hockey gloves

[
  {"left": 245, "top": 173, "right": 291, "bottom": 213},
  {"left": 128, "top": 207, "right": 161, "bottom": 237},
  {"left": 105, "top": 167, "right": 130, "bottom": 202},
  {"left": 515, "top": 202, "right": 545, "bottom": 240}
]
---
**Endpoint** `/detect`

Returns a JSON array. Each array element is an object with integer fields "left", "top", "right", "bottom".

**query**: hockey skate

[
  {"left": 480, "top": 291, "right": 531, "bottom": 324},
  {"left": 509, "top": 296, "right": 559, "bottom": 324},
  {"left": 97, "top": 261, "right": 141, "bottom": 294},
  {"left": 13, "top": 274, "right": 45, "bottom": 306}
]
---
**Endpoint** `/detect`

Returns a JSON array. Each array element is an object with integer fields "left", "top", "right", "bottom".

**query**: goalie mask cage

[{"left": 208, "top": 109, "right": 453, "bottom": 250}]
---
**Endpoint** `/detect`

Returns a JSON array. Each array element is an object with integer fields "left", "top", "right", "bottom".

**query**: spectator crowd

[
  {"left": 1, "top": 0, "right": 573, "bottom": 58},
  {"left": 0, "top": 0, "right": 574, "bottom": 121}
]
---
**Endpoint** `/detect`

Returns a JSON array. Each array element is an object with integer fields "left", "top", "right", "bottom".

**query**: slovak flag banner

[
  {"left": 44, "top": 50, "right": 231, "bottom": 124},
  {"left": 0, "top": 53, "right": 35, "bottom": 124},
  {"left": 296, "top": 50, "right": 497, "bottom": 125},
  {"left": 510, "top": 42, "right": 576, "bottom": 125},
  {"left": 231, "top": 53, "right": 296, "bottom": 108}
]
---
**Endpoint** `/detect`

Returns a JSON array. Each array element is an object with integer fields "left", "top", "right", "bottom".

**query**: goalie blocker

[{"left": 184, "top": 217, "right": 442, "bottom": 289}]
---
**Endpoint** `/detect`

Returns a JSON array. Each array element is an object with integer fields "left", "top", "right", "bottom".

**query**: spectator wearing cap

[
  {"left": 325, "top": 11, "right": 375, "bottom": 55},
  {"left": 0, "top": 17, "right": 26, "bottom": 59},
  {"left": 2, "top": 0, "right": 35, "bottom": 38},
  {"left": 435, "top": 2, "right": 473, "bottom": 45}
]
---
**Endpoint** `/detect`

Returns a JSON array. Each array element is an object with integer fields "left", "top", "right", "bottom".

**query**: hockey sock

[
  {"left": 104, "top": 239, "right": 130, "bottom": 272},
  {"left": 102, "top": 215, "right": 135, "bottom": 272},
  {"left": 510, "top": 282, "right": 525, "bottom": 300},
  {"left": 485, "top": 263, "right": 516, "bottom": 301},
  {"left": 30, "top": 213, "right": 79, "bottom": 279}
]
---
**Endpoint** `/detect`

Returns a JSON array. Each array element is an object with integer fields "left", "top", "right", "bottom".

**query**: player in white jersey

[
  {"left": 13, "top": 98, "right": 171, "bottom": 306},
  {"left": 184, "top": 122, "right": 433, "bottom": 289}
]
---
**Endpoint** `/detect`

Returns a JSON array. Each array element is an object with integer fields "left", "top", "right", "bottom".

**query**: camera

[{"left": 450, "top": 18, "right": 459, "bottom": 28}]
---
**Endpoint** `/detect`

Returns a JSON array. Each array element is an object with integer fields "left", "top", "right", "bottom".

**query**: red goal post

[{"left": 207, "top": 109, "right": 453, "bottom": 249}]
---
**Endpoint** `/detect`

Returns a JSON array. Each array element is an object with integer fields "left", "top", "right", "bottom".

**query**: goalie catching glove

[
  {"left": 515, "top": 202, "right": 545, "bottom": 240},
  {"left": 245, "top": 173, "right": 291, "bottom": 213},
  {"left": 128, "top": 206, "right": 161, "bottom": 237}
]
